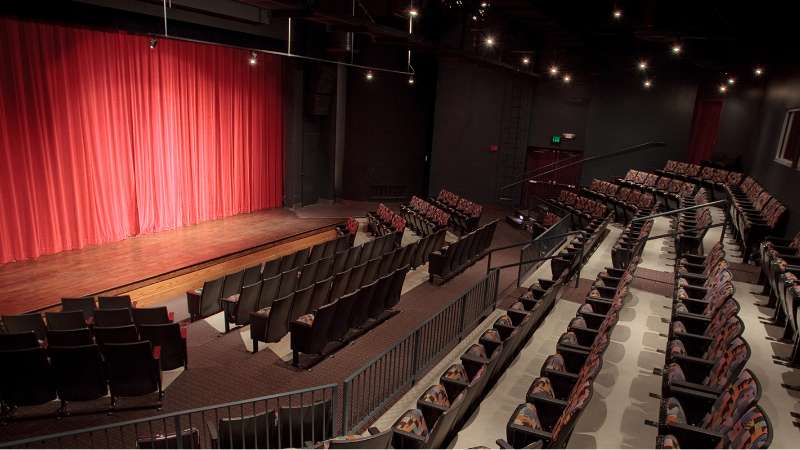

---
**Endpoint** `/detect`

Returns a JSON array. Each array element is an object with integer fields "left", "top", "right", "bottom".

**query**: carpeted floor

[{"left": 2, "top": 207, "right": 530, "bottom": 443}]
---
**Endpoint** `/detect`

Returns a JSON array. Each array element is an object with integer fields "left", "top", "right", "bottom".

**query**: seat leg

[{"left": 252, "top": 339, "right": 259, "bottom": 354}]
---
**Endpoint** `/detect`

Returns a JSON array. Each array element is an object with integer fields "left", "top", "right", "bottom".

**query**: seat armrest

[{"left": 661, "top": 422, "right": 723, "bottom": 449}]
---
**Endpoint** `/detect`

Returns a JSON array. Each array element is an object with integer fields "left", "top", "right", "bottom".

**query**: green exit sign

[{"left": 551, "top": 135, "right": 561, "bottom": 144}]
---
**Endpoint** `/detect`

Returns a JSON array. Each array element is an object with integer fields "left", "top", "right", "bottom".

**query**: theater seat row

[
  {"left": 550, "top": 191, "right": 609, "bottom": 228},
  {"left": 611, "top": 216, "right": 654, "bottom": 270},
  {"left": 725, "top": 176, "right": 787, "bottom": 263},
  {"left": 428, "top": 220, "right": 498, "bottom": 285},
  {"left": 429, "top": 189, "right": 483, "bottom": 234},
  {"left": 549, "top": 216, "right": 610, "bottom": 282},
  {"left": 583, "top": 178, "right": 655, "bottom": 223},
  {"left": 758, "top": 231, "right": 800, "bottom": 367},
  {"left": 618, "top": 170, "right": 695, "bottom": 211},
  {"left": 401, "top": 196, "right": 451, "bottom": 236},
  {"left": 367, "top": 203, "right": 407, "bottom": 239}
]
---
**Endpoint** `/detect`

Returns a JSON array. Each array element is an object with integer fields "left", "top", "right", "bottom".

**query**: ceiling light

[
  {"left": 365, "top": 70, "right": 374, "bottom": 81},
  {"left": 638, "top": 60, "right": 648, "bottom": 71},
  {"left": 643, "top": 79, "right": 652, "bottom": 88},
  {"left": 562, "top": 74, "right": 571, "bottom": 83},
  {"left": 484, "top": 36, "right": 495, "bottom": 46},
  {"left": 612, "top": 9, "right": 622, "bottom": 19},
  {"left": 248, "top": 51, "right": 257, "bottom": 65},
  {"left": 549, "top": 65, "right": 559, "bottom": 76},
  {"left": 149, "top": 38, "right": 158, "bottom": 49},
  {"left": 521, "top": 56, "right": 530, "bottom": 65},
  {"left": 480, "top": 2, "right": 488, "bottom": 7},
  {"left": 472, "top": 15, "right": 478, "bottom": 20},
  {"left": 719, "top": 84, "right": 727, "bottom": 93},
  {"left": 409, "top": 8, "right": 419, "bottom": 17},
  {"left": 727, "top": 77, "right": 736, "bottom": 85},
  {"left": 754, "top": 67, "right": 764, "bottom": 76},
  {"left": 671, "top": 44, "right": 682, "bottom": 55},
  {"left": 408, "top": 76, "right": 415, "bottom": 85}
]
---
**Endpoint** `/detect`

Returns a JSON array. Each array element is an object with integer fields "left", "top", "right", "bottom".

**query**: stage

[{"left": 0, "top": 209, "right": 345, "bottom": 315}]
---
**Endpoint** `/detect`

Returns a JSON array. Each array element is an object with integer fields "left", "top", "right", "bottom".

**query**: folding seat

[
  {"left": 330, "top": 270, "right": 352, "bottom": 301},
  {"left": 669, "top": 297, "right": 739, "bottom": 344},
  {"left": 187, "top": 276, "right": 224, "bottom": 321},
  {"left": 665, "top": 315, "right": 744, "bottom": 363},
  {"left": 391, "top": 388, "right": 466, "bottom": 449},
  {"left": 459, "top": 343, "right": 500, "bottom": 404},
  {"left": 2, "top": 313, "right": 47, "bottom": 341},
  {"left": 258, "top": 273, "right": 281, "bottom": 310},
  {"left": 657, "top": 405, "right": 772, "bottom": 449},
  {"left": 61, "top": 297, "right": 96, "bottom": 322},
  {"left": 207, "top": 410, "right": 278, "bottom": 449},
  {"left": 362, "top": 257, "right": 381, "bottom": 285},
  {"left": 492, "top": 315, "right": 525, "bottom": 367},
  {"left": 139, "top": 323, "right": 188, "bottom": 370},
  {"left": 288, "top": 284, "right": 314, "bottom": 324},
  {"left": 298, "top": 260, "right": 319, "bottom": 290},
  {"left": 49, "top": 344, "right": 108, "bottom": 413},
  {"left": 104, "top": 341, "right": 162, "bottom": 409},
  {"left": 314, "top": 256, "right": 334, "bottom": 282},
  {"left": 346, "top": 262, "right": 368, "bottom": 294},
  {"left": 98, "top": 295, "right": 133, "bottom": 310},
  {"left": 1, "top": 330, "right": 42, "bottom": 351},
  {"left": 309, "top": 242, "right": 327, "bottom": 263},
  {"left": 398, "top": 241, "right": 417, "bottom": 269},
  {"left": 46, "top": 328, "right": 94, "bottom": 347},
  {"left": 242, "top": 264, "right": 263, "bottom": 287},
  {"left": 290, "top": 300, "right": 338, "bottom": 366},
  {"left": 378, "top": 250, "right": 397, "bottom": 277},
  {"left": 293, "top": 249, "right": 309, "bottom": 271},
  {"left": 132, "top": 306, "right": 172, "bottom": 325},
  {"left": 45, "top": 310, "right": 88, "bottom": 331},
  {"left": 136, "top": 428, "right": 200, "bottom": 449},
  {"left": 322, "top": 237, "right": 339, "bottom": 259},
  {"left": 658, "top": 369, "right": 760, "bottom": 439},
  {"left": 95, "top": 324, "right": 140, "bottom": 345},
  {"left": 328, "top": 291, "right": 358, "bottom": 343},
  {"left": 352, "top": 281, "right": 377, "bottom": 330},
  {"left": 262, "top": 258, "right": 282, "bottom": 278},
  {"left": 383, "top": 265, "right": 409, "bottom": 314},
  {"left": 308, "top": 276, "right": 333, "bottom": 312},
  {"left": 276, "top": 399, "right": 334, "bottom": 448},
  {"left": 672, "top": 279, "right": 734, "bottom": 320},
  {"left": 94, "top": 307, "right": 134, "bottom": 327},
  {"left": 277, "top": 267, "right": 300, "bottom": 298},
  {"left": 323, "top": 427, "right": 394, "bottom": 449},
  {"left": 249, "top": 293, "right": 294, "bottom": 352},
  {"left": 502, "top": 381, "right": 592, "bottom": 449},
  {"left": 661, "top": 337, "right": 750, "bottom": 397},
  {"left": 333, "top": 249, "right": 351, "bottom": 275},
  {"left": 221, "top": 270, "right": 245, "bottom": 301},
  {"left": 278, "top": 252, "right": 297, "bottom": 273},
  {"left": 221, "top": 282, "right": 263, "bottom": 332},
  {"left": 0, "top": 346, "right": 57, "bottom": 412},
  {"left": 370, "top": 235, "right": 387, "bottom": 259},
  {"left": 359, "top": 240, "right": 375, "bottom": 266},
  {"left": 428, "top": 244, "right": 454, "bottom": 282},
  {"left": 527, "top": 351, "right": 601, "bottom": 405}
]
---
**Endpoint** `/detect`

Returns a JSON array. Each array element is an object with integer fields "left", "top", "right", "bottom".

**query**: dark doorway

[{"left": 523, "top": 147, "right": 583, "bottom": 208}]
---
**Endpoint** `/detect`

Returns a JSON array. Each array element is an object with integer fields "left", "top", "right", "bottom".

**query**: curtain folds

[
  {"left": 0, "top": 18, "right": 283, "bottom": 263},
  {"left": 687, "top": 99, "right": 723, "bottom": 164}
]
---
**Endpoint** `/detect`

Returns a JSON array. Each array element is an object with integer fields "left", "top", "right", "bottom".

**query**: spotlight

[
  {"left": 249, "top": 51, "right": 257, "bottom": 65},
  {"left": 408, "top": 76, "right": 415, "bottom": 85},
  {"left": 521, "top": 56, "right": 530, "bottom": 65},
  {"left": 472, "top": 15, "right": 478, "bottom": 20},
  {"left": 727, "top": 77, "right": 736, "bottom": 85},
  {"left": 612, "top": 9, "right": 622, "bottom": 19},
  {"left": 643, "top": 79, "right": 652, "bottom": 88},
  {"left": 638, "top": 60, "right": 648, "bottom": 71},
  {"left": 549, "top": 65, "right": 559, "bottom": 76},
  {"left": 366, "top": 70, "right": 374, "bottom": 81},
  {"left": 484, "top": 36, "right": 495, "bottom": 46},
  {"left": 719, "top": 84, "right": 727, "bottom": 93},
  {"left": 671, "top": 44, "right": 682, "bottom": 55},
  {"left": 562, "top": 74, "right": 571, "bottom": 83},
  {"left": 754, "top": 66, "right": 764, "bottom": 76},
  {"left": 480, "top": 2, "right": 488, "bottom": 7},
  {"left": 408, "top": 8, "right": 419, "bottom": 17}
]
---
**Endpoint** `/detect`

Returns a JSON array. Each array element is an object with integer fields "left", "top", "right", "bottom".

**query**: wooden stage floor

[{"left": 0, "top": 209, "right": 344, "bottom": 315}]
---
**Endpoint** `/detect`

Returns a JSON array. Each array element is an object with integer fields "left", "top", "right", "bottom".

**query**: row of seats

[
  {"left": 669, "top": 188, "right": 713, "bottom": 256},
  {"left": 367, "top": 204, "right": 407, "bottom": 238},
  {"left": 758, "top": 231, "right": 800, "bottom": 367},
  {"left": 657, "top": 160, "right": 744, "bottom": 199},
  {"left": 401, "top": 196, "right": 451, "bottom": 236},
  {"left": 611, "top": 216, "right": 654, "bottom": 270},
  {"left": 583, "top": 178, "right": 655, "bottom": 223},
  {"left": 249, "top": 232, "right": 403, "bottom": 351},
  {"left": 188, "top": 231, "right": 354, "bottom": 321},
  {"left": 430, "top": 189, "right": 483, "bottom": 234},
  {"left": 550, "top": 191, "right": 609, "bottom": 228},
  {"left": 491, "top": 254, "right": 641, "bottom": 448},
  {"left": 388, "top": 276, "right": 565, "bottom": 449},
  {"left": 428, "top": 221, "right": 498, "bottom": 285},
  {"left": 618, "top": 170, "right": 695, "bottom": 211},
  {"left": 725, "top": 176, "right": 788, "bottom": 263},
  {"left": 652, "top": 241, "right": 772, "bottom": 448},
  {"left": 550, "top": 216, "right": 610, "bottom": 282}
]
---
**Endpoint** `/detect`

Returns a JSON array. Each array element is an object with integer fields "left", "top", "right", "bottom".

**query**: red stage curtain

[
  {"left": 687, "top": 99, "right": 723, "bottom": 164},
  {"left": 0, "top": 18, "right": 283, "bottom": 263}
]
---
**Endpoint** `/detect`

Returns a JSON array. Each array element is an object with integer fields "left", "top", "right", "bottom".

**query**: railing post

[
  {"left": 331, "top": 384, "right": 339, "bottom": 437},
  {"left": 486, "top": 251, "right": 493, "bottom": 274},
  {"left": 410, "top": 329, "right": 421, "bottom": 384},
  {"left": 458, "top": 290, "right": 467, "bottom": 339},
  {"left": 341, "top": 381, "right": 351, "bottom": 435},
  {"left": 173, "top": 416, "right": 183, "bottom": 449}
]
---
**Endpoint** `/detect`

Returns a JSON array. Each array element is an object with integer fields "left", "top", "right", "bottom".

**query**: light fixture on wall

[
  {"left": 149, "top": 38, "right": 158, "bottom": 49},
  {"left": 671, "top": 43, "right": 682, "bottom": 55},
  {"left": 754, "top": 66, "right": 764, "bottom": 77},
  {"left": 638, "top": 60, "right": 648, "bottom": 71},
  {"left": 248, "top": 51, "right": 257, "bottom": 65},
  {"left": 643, "top": 79, "right": 652, "bottom": 89},
  {"left": 365, "top": 70, "right": 374, "bottom": 81}
]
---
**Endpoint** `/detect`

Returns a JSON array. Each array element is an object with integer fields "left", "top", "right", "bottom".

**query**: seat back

[
  {"left": 315, "top": 257, "right": 334, "bottom": 282},
  {"left": 277, "top": 268, "right": 300, "bottom": 298},
  {"left": 242, "top": 264, "right": 263, "bottom": 287},
  {"left": 61, "top": 297, "right": 96, "bottom": 321},
  {"left": 298, "top": 261, "right": 319, "bottom": 290},
  {"left": 362, "top": 258, "right": 381, "bottom": 285},
  {"left": 309, "top": 276, "right": 334, "bottom": 312},
  {"left": 98, "top": 295, "right": 133, "bottom": 310},
  {"left": 262, "top": 258, "right": 282, "bottom": 278},
  {"left": 95, "top": 324, "right": 140, "bottom": 345},
  {"left": 702, "top": 369, "right": 761, "bottom": 435},
  {"left": 722, "top": 405, "right": 772, "bottom": 449},
  {"left": 132, "top": 306, "right": 171, "bottom": 325},
  {"left": 289, "top": 285, "right": 314, "bottom": 324},
  {"left": 323, "top": 238, "right": 339, "bottom": 259},
  {"left": 346, "top": 263, "right": 368, "bottom": 294},
  {"left": 0, "top": 347, "right": 57, "bottom": 407},
  {"left": 46, "top": 328, "right": 94, "bottom": 347},
  {"left": 359, "top": 241, "right": 375, "bottom": 265},
  {"left": 235, "top": 282, "right": 263, "bottom": 325},
  {"left": 330, "top": 270, "right": 352, "bottom": 301},
  {"left": 329, "top": 291, "right": 358, "bottom": 341},
  {"left": 276, "top": 399, "right": 334, "bottom": 448},
  {"left": 333, "top": 249, "right": 350, "bottom": 275},
  {"left": 259, "top": 274, "right": 281, "bottom": 310},
  {"left": 706, "top": 337, "right": 751, "bottom": 391},
  {"left": 139, "top": 323, "right": 187, "bottom": 370},
  {"left": 309, "top": 242, "right": 327, "bottom": 263},
  {"left": 353, "top": 281, "right": 377, "bottom": 327},
  {"left": 2, "top": 313, "right": 47, "bottom": 341},
  {"left": 265, "top": 294, "right": 294, "bottom": 342},
  {"left": 49, "top": 344, "right": 108, "bottom": 402},
  {"left": 105, "top": 341, "right": 160, "bottom": 398},
  {"left": 384, "top": 266, "right": 409, "bottom": 310},
  {"left": 279, "top": 252, "right": 298, "bottom": 273},
  {"left": 0, "top": 331, "right": 40, "bottom": 350},
  {"left": 378, "top": 250, "right": 397, "bottom": 277},
  {"left": 45, "top": 310, "right": 87, "bottom": 331},
  {"left": 222, "top": 270, "right": 245, "bottom": 300},
  {"left": 327, "top": 428, "right": 393, "bottom": 449},
  {"left": 303, "top": 300, "right": 339, "bottom": 354},
  {"left": 95, "top": 308, "right": 134, "bottom": 327},
  {"left": 199, "top": 277, "right": 225, "bottom": 318},
  {"left": 216, "top": 411, "right": 278, "bottom": 449}
]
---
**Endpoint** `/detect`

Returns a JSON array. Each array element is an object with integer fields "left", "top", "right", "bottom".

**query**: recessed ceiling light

[
  {"left": 638, "top": 60, "right": 648, "bottom": 71},
  {"left": 671, "top": 44, "right": 682, "bottom": 55},
  {"left": 549, "top": 65, "right": 559, "bottom": 76},
  {"left": 643, "top": 79, "right": 652, "bottom": 88},
  {"left": 613, "top": 9, "right": 622, "bottom": 19},
  {"left": 522, "top": 56, "right": 530, "bottom": 65},
  {"left": 248, "top": 51, "right": 257, "bottom": 65},
  {"left": 408, "top": 76, "right": 415, "bottom": 85},
  {"left": 719, "top": 84, "right": 727, "bottom": 93},
  {"left": 365, "top": 70, "right": 374, "bottom": 80},
  {"left": 754, "top": 67, "right": 764, "bottom": 76},
  {"left": 484, "top": 36, "right": 495, "bottom": 46},
  {"left": 409, "top": 8, "right": 419, "bottom": 17},
  {"left": 727, "top": 77, "right": 736, "bottom": 85},
  {"left": 563, "top": 74, "right": 571, "bottom": 83}
]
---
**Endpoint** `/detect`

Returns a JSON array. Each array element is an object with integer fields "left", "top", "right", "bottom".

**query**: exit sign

[{"left": 551, "top": 135, "right": 561, "bottom": 144}]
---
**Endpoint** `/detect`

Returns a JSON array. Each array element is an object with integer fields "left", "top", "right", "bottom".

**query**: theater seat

[
  {"left": 0, "top": 331, "right": 41, "bottom": 350},
  {"left": 46, "top": 328, "right": 94, "bottom": 347},
  {"left": 104, "top": 341, "right": 163, "bottom": 409},
  {"left": 48, "top": 344, "right": 108, "bottom": 414},
  {"left": 657, "top": 405, "right": 772, "bottom": 449},
  {"left": 250, "top": 293, "right": 294, "bottom": 353},
  {"left": 290, "top": 300, "right": 338, "bottom": 366},
  {"left": 98, "top": 295, "right": 133, "bottom": 310},
  {"left": 45, "top": 310, "right": 89, "bottom": 331},
  {"left": 0, "top": 346, "right": 57, "bottom": 413},
  {"left": 136, "top": 428, "right": 200, "bottom": 449},
  {"left": 94, "top": 307, "right": 134, "bottom": 327},
  {"left": 139, "top": 322, "right": 188, "bottom": 370},
  {"left": 1, "top": 313, "right": 47, "bottom": 341},
  {"left": 208, "top": 410, "right": 278, "bottom": 449},
  {"left": 325, "top": 427, "right": 393, "bottom": 449}
]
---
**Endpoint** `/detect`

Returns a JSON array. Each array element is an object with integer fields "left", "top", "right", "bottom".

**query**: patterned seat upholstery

[
  {"left": 420, "top": 384, "right": 451, "bottom": 408},
  {"left": 723, "top": 406, "right": 771, "bottom": 449},
  {"left": 664, "top": 337, "right": 749, "bottom": 392},
  {"left": 393, "top": 409, "right": 429, "bottom": 438}
]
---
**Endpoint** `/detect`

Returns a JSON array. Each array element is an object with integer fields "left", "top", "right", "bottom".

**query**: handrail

[
  {"left": 499, "top": 141, "right": 666, "bottom": 192},
  {"left": 630, "top": 199, "right": 728, "bottom": 222},
  {"left": 484, "top": 230, "right": 583, "bottom": 254}
]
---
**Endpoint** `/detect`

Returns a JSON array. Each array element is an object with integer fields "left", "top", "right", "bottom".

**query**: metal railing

[
  {"left": 340, "top": 268, "right": 500, "bottom": 434},
  {"left": 517, "top": 214, "right": 573, "bottom": 286},
  {"left": 1, "top": 384, "right": 338, "bottom": 449}
]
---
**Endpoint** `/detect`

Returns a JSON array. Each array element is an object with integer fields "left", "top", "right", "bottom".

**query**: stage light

[
  {"left": 408, "top": 76, "right": 415, "bottom": 85},
  {"left": 522, "top": 56, "right": 530, "bottom": 65},
  {"left": 366, "top": 70, "right": 374, "bottom": 81},
  {"left": 727, "top": 77, "right": 736, "bottom": 85},
  {"left": 562, "top": 74, "right": 571, "bottom": 83},
  {"left": 754, "top": 66, "right": 764, "bottom": 76},
  {"left": 149, "top": 38, "right": 158, "bottom": 49},
  {"left": 472, "top": 15, "right": 478, "bottom": 20},
  {"left": 613, "top": 9, "right": 622, "bottom": 19},
  {"left": 643, "top": 79, "right": 652, "bottom": 88},
  {"left": 484, "top": 36, "right": 495, "bottom": 46},
  {"left": 671, "top": 44, "right": 682, "bottom": 55},
  {"left": 638, "top": 60, "right": 648, "bottom": 71},
  {"left": 249, "top": 51, "right": 257, "bottom": 65},
  {"left": 549, "top": 65, "right": 559, "bottom": 76},
  {"left": 409, "top": 8, "right": 419, "bottom": 17},
  {"left": 719, "top": 84, "right": 727, "bottom": 93},
  {"left": 480, "top": 2, "right": 488, "bottom": 7}
]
